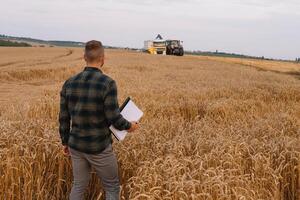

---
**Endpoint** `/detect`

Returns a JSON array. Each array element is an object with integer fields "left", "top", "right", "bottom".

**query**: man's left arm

[
  {"left": 103, "top": 80, "right": 131, "bottom": 131},
  {"left": 59, "top": 82, "right": 70, "bottom": 146}
]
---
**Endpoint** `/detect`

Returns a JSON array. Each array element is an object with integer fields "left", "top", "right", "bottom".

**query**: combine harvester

[{"left": 144, "top": 34, "right": 184, "bottom": 56}]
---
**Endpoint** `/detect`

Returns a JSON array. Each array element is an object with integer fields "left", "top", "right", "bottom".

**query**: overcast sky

[{"left": 1, "top": 0, "right": 300, "bottom": 59}]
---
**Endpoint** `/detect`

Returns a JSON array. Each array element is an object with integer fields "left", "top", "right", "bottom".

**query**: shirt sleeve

[
  {"left": 59, "top": 82, "right": 71, "bottom": 145},
  {"left": 103, "top": 80, "right": 131, "bottom": 130}
]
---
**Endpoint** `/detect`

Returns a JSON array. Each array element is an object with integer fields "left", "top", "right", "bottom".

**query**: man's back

[{"left": 59, "top": 66, "right": 131, "bottom": 154}]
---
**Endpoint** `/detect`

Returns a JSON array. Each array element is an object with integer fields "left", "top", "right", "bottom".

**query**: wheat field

[{"left": 0, "top": 47, "right": 299, "bottom": 200}]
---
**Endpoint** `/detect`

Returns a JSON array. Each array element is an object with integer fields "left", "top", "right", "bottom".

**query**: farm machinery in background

[{"left": 144, "top": 34, "right": 184, "bottom": 56}]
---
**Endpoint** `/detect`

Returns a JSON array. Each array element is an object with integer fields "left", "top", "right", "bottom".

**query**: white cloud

[{"left": 1, "top": 0, "right": 299, "bottom": 59}]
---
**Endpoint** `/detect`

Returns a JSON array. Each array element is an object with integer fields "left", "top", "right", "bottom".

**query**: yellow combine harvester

[{"left": 144, "top": 34, "right": 184, "bottom": 56}]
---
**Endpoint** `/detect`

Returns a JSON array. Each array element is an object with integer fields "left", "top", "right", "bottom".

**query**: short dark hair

[{"left": 84, "top": 40, "right": 104, "bottom": 62}]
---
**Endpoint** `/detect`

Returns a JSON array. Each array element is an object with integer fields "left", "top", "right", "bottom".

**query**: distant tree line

[
  {"left": 296, "top": 58, "right": 300, "bottom": 62},
  {"left": 0, "top": 34, "right": 85, "bottom": 47},
  {"left": 0, "top": 34, "right": 8, "bottom": 38},
  {"left": 0, "top": 39, "right": 31, "bottom": 47},
  {"left": 185, "top": 50, "right": 271, "bottom": 60}
]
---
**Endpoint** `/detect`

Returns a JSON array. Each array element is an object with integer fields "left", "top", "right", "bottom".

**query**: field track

[
  {"left": 0, "top": 48, "right": 81, "bottom": 103},
  {"left": 0, "top": 47, "right": 299, "bottom": 200}
]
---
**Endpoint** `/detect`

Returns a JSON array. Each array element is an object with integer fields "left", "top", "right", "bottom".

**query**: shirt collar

[{"left": 84, "top": 66, "right": 103, "bottom": 73}]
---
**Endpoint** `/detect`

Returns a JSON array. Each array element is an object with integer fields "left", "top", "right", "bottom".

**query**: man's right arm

[{"left": 59, "top": 82, "right": 71, "bottom": 145}]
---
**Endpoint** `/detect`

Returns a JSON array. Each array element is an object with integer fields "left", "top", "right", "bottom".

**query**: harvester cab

[{"left": 152, "top": 39, "right": 167, "bottom": 55}]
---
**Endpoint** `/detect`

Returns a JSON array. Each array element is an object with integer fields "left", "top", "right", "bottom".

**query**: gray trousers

[{"left": 69, "top": 144, "right": 120, "bottom": 200}]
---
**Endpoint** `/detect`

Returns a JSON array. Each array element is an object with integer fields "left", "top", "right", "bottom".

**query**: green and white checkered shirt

[{"left": 59, "top": 66, "right": 131, "bottom": 154}]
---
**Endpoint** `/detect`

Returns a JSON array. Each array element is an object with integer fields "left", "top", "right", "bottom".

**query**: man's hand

[
  {"left": 128, "top": 122, "right": 139, "bottom": 132},
  {"left": 63, "top": 145, "right": 70, "bottom": 156}
]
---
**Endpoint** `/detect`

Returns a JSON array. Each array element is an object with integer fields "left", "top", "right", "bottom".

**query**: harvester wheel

[{"left": 179, "top": 48, "right": 184, "bottom": 56}]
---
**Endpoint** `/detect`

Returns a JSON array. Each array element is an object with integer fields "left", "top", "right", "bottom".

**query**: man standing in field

[{"left": 59, "top": 40, "right": 138, "bottom": 200}]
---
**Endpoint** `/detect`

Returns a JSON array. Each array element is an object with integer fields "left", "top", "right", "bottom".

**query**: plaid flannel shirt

[{"left": 59, "top": 66, "right": 131, "bottom": 154}]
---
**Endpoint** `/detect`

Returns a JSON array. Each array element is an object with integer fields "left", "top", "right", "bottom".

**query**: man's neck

[{"left": 87, "top": 63, "right": 101, "bottom": 69}]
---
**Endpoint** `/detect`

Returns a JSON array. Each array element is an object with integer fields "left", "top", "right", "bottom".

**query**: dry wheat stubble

[{"left": 0, "top": 47, "right": 299, "bottom": 200}]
